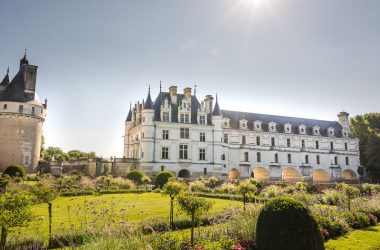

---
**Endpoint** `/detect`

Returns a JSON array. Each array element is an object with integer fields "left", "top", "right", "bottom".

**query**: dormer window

[
  {"left": 199, "top": 115, "right": 206, "bottom": 125},
  {"left": 254, "top": 120, "right": 262, "bottom": 131},
  {"left": 328, "top": 127, "right": 335, "bottom": 137},
  {"left": 299, "top": 124, "right": 306, "bottom": 134},
  {"left": 342, "top": 129, "right": 349, "bottom": 137},
  {"left": 269, "top": 122, "right": 277, "bottom": 132},
  {"left": 239, "top": 119, "right": 248, "bottom": 130},
  {"left": 162, "top": 112, "right": 170, "bottom": 122},
  {"left": 180, "top": 113, "right": 190, "bottom": 123},
  {"left": 313, "top": 126, "right": 320, "bottom": 135},
  {"left": 284, "top": 123, "right": 292, "bottom": 133},
  {"left": 222, "top": 118, "right": 230, "bottom": 128}
]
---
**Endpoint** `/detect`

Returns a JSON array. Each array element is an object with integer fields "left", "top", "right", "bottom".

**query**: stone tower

[{"left": 0, "top": 54, "right": 47, "bottom": 173}]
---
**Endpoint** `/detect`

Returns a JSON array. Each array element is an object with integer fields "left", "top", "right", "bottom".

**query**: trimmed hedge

[
  {"left": 256, "top": 197, "right": 324, "bottom": 250},
  {"left": 125, "top": 170, "right": 144, "bottom": 184},
  {"left": 154, "top": 171, "right": 175, "bottom": 188},
  {"left": 4, "top": 165, "right": 26, "bottom": 177}
]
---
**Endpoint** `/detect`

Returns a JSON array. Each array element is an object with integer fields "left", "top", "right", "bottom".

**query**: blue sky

[{"left": 0, "top": 0, "right": 379, "bottom": 157}]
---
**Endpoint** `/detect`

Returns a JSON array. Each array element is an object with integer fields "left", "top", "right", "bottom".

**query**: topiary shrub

[
  {"left": 154, "top": 171, "right": 175, "bottom": 188},
  {"left": 125, "top": 170, "right": 144, "bottom": 184},
  {"left": 256, "top": 197, "right": 324, "bottom": 250},
  {"left": 3, "top": 165, "right": 26, "bottom": 178}
]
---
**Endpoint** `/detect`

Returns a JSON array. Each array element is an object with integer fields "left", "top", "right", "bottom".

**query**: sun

[{"left": 242, "top": 0, "right": 267, "bottom": 8}]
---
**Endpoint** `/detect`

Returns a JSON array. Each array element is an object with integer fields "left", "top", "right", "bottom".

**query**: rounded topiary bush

[
  {"left": 3, "top": 165, "right": 26, "bottom": 178},
  {"left": 125, "top": 169, "right": 144, "bottom": 184},
  {"left": 256, "top": 197, "right": 324, "bottom": 250},
  {"left": 154, "top": 171, "right": 175, "bottom": 188}
]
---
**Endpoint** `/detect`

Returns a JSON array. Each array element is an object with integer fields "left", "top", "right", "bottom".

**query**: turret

[
  {"left": 0, "top": 67, "right": 10, "bottom": 94},
  {"left": 212, "top": 94, "right": 223, "bottom": 129}
]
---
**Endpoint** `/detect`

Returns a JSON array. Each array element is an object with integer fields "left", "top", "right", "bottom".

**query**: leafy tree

[
  {"left": 102, "top": 163, "right": 112, "bottom": 175},
  {"left": 350, "top": 113, "right": 380, "bottom": 181},
  {"left": 126, "top": 170, "right": 144, "bottom": 184},
  {"left": 177, "top": 194, "right": 213, "bottom": 247},
  {"left": 162, "top": 179, "right": 185, "bottom": 229},
  {"left": 338, "top": 183, "right": 360, "bottom": 211},
  {"left": 0, "top": 190, "right": 33, "bottom": 250},
  {"left": 154, "top": 171, "right": 175, "bottom": 188},
  {"left": 3, "top": 165, "right": 26, "bottom": 178},
  {"left": 142, "top": 176, "right": 151, "bottom": 191},
  {"left": 237, "top": 180, "right": 257, "bottom": 211}
]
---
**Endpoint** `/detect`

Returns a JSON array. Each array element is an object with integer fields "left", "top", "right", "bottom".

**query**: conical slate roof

[
  {"left": 126, "top": 104, "right": 132, "bottom": 122},
  {"left": 0, "top": 68, "right": 10, "bottom": 86},
  {"left": 212, "top": 94, "right": 222, "bottom": 116},
  {"left": 144, "top": 86, "right": 154, "bottom": 109}
]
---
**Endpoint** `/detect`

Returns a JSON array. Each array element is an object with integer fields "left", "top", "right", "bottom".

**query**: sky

[{"left": 0, "top": 0, "right": 379, "bottom": 158}]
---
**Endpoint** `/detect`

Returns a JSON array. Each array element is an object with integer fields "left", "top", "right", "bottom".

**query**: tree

[
  {"left": 3, "top": 165, "right": 26, "bottom": 178},
  {"left": 350, "top": 113, "right": 380, "bottom": 181},
  {"left": 237, "top": 180, "right": 257, "bottom": 211},
  {"left": 154, "top": 171, "right": 175, "bottom": 188},
  {"left": 102, "top": 163, "right": 112, "bottom": 175},
  {"left": 338, "top": 183, "right": 360, "bottom": 211},
  {"left": 125, "top": 170, "right": 144, "bottom": 184},
  {"left": 162, "top": 179, "right": 185, "bottom": 229},
  {"left": 177, "top": 194, "right": 213, "bottom": 247},
  {"left": 142, "top": 176, "right": 151, "bottom": 191},
  {"left": 0, "top": 190, "right": 33, "bottom": 250}
]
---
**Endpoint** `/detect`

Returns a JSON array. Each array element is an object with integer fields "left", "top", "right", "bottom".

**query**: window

[
  {"left": 346, "top": 157, "right": 349, "bottom": 165},
  {"left": 316, "top": 155, "right": 320, "bottom": 165},
  {"left": 200, "top": 132, "right": 205, "bottom": 142},
  {"left": 180, "top": 128, "right": 189, "bottom": 139},
  {"left": 224, "top": 134, "right": 228, "bottom": 143},
  {"left": 162, "top": 147, "right": 169, "bottom": 159},
  {"left": 180, "top": 114, "right": 190, "bottom": 123},
  {"left": 287, "top": 138, "right": 291, "bottom": 147},
  {"left": 257, "top": 152, "right": 261, "bottom": 162},
  {"left": 200, "top": 115, "right": 206, "bottom": 125},
  {"left": 316, "top": 141, "right": 319, "bottom": 149},
  {"left": 162, "top": 130, "right": 169, "bottom": 140},
  {"left": 274, "top": 153, "right": 278, "bottom": 163},
  {"left": 288, "top": 154, "right": 292, "bottom": 163},
  {"left": 142, "top": 133, "right": 144, "bottom": 138},
  {"left": 18, "top": 105, "right": 23, "bottom": 113},
  {"left": 334, "top": 156, "right": 338, "bottom": 165},
  {"left": 162, "top": 112, "right": 170, "bottom": 122},
  {"left": 330, "top": 142, "right": 334, "bottom": 150},
  {"left": 3, "top": 104, "right": 7, "bottom": 109},
  {"left": 287, "top": 127, "right": 291, "bottom": 132},
  {"left": 224, "top": 121, "right": 228, "bottom": 127},
  {"left": 305, "top": 155, "right": 309, "bottom": 164},
  {"left": 179, "top": 144, "right": 188, "bottom": 159},
  {"left": 204, "top": 168, "right": 207, "bottom": 175},
  {"left": 256, "top": 124, "right": 260, "bottom": 129},
  {"left": 31, "top": 107, "right": 35, "bottom": 114},
  {"left": 199, "top": 149, "right": 206, "bottom": 160},
  {"left": 244, "top": 152, "right": 249, "bottom": 162},
  {"left": 256, "top": 136, "right": 260, "bottom": 146},
  {"left": 242, "top": 135, "right": 246, "bottom": 145},
  {"left": 161, "top": 166, "right": 165, "bottom": 171},
  {"left": 301, "top": 140, "right": 305, "bottom": 149},
  {"left": 345, "top": 143, "right": 348, "bottom": 151},
  {"left": 271, "top": 137, "right": 275, "bottom": 147},
  {"left": 221, "top": 154, "right": 225, "bottom": 160}
]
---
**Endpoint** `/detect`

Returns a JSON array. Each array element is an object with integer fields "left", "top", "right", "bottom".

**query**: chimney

[
  {"left": 184, "top": 87, "right": 192, "bottom": 97},
  {"left": 169, "top": 86, "right": 177, "bottom": 96},
  {"left": 204, "top": 95, "right": 214, "bottom": 114},
  {"left": 337, "top": 111, "right": 350, "bottom": 133}
]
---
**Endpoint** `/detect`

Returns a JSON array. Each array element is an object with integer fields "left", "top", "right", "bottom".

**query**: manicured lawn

[
  {"left": 29, "top": 192, "right": 240, "bottom": 236},
  {"left": 325, "top": 225, "right": 380, "bottom": 250}
]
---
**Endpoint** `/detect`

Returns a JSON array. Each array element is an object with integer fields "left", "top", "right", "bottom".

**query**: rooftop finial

[
  {"left": 194, "top": 84, "right": 197, "bottom": 97},
  {"left": 216, "top": 93, "right": 218, "bottom": 102},
  {"left": 160, "top": 81, "right": 162, "bottom": 93},
  {"left": 148, "top": 84, "right": 151, "bottom": 94},
  {"left": 6, "top": 66, "right": 9, "bottom": 75}
]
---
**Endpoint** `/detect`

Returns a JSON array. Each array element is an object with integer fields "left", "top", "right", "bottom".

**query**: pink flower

[{"left": 322, "top": 228, "right": 329, "bottom": 238}]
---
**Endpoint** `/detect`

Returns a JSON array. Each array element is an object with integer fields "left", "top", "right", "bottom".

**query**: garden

[{"left": 0, "top": 165, "right": 379, "bottom": 249}]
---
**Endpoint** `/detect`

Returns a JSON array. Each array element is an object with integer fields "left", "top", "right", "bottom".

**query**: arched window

[
  {"left": 244, "top": 152, "right": 249, "bottom": 162},
  {"left": 221, "top": 154, "right": 226, "bottom": 161}
]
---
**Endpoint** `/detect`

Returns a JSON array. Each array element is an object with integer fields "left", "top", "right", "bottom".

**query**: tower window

[
  {"left": 162, "top": 147, "right": 169, "bottom": 159},
  {"left": 31, "top": 107, "right": 35, "bottom": 114},
  {"left": 242, "top": 135, "right": 246, "bottom": 145},
  {"left": 200, "top": 132, "right": 206, "bottom": 142},
  {"left": 180, "top": 128, "right": 189, "bottom": 139},
  {"left": 345, "top": 143, "right": 348, "bottom": 151},
  {"left": 256, "top": 136, "right": 260, "bottom": 146},
  {"left": 199, "top": 149, "right": 206, "bottom": 160},
  {"left": 287, "top": 138, "right": 291, "bottom": 147},
  {"left": 221, "top": 154, "right": 225, "bottom": 160},
  {"left": 288, "top": 154, "right": 292, "bottom": 163},
  {"left": 257, "top": 152, "right": 261, "bottom": 163},
  {"left": 334, "top": 156, "right": 338, "bottom": 165},
  {"left": 162, "top": 130, "right": 169, "bottom": 140},
  {"left": 301, "top": 140, "right": 305, "bottom": 149},
  {"left": 244, "top": 152, "right": 249, "bottom": 162},
  {"left": 330, "top": 142, "right": 334, "bottom": 150}
]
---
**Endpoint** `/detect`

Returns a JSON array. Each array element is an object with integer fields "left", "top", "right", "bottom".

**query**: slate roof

[
  {"left": 0, "top": 68, "right": 10, "bottom": 86},
  {"left": 0, "top": 66, "right": 34, "bottom": 102},
  {"left": 221, "top": 110, "right": 344, "bottom": 137},
  {"left": 152, "top": 92, "right": 203, "bottom": 124},
  {"left": 212, "top": 97, "right": 222, "bottom": 116}
]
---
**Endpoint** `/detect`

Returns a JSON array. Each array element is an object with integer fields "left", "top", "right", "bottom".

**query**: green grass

[
  {"left": 325, "top": 225, "right": 380, "bottom": 250},
  {"left": 29, "top": 192, "right": 240, "bottom": 236}
]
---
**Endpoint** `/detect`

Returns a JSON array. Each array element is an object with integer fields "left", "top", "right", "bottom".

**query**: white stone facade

[{"left": 122, "top": 86, "right": 360, "bottom": 183}]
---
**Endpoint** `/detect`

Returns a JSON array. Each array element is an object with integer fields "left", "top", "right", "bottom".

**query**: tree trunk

[
  {"left": 0, "top": 227, "right": 7, "bottom": 250},
  {"left": 348, "top": 197, "right": 351, "bottom": 211},
  {"left": 243, "top": 194, "right": 246, "bottom": 212},
  {"left": 48, "top": 202, "right": 52, "bottom": 248},
  {"left": 170, "top": 199, "right": 174, "bottom": 229},
  {"left": 191, "top": 213, "right": 195, "bottom": 247}
]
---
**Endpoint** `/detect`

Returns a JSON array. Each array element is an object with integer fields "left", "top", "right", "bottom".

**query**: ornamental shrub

[
  {"left": 154, "top": 171, "right": 175, "bottom": 188},
  {"left": 125, "top": 170, "right": 144, "bottom": 184},
  {"left": 3, "top": 165, "right": 26, "bottom": 178},
  {"left": 256, "top": 197, "right": 324, "bottom": 250}
]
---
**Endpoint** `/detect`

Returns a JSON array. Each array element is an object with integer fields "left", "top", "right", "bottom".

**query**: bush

[
  {"left": 256, "top": 197, "right": 324, "bottom": 250},
  {"left": 189, "top": 180, "right": 210, "bottom": 193},
  {"left": 4, "top": 165, "right": 26, "bottom": 178},
  {"left": 154, "top": 171, "right": 175, "bottom": 188},
  {"left": 125, "top": 170, "right": 144, "bottom": 184},
  {"left": 311, "top": 205, "right": 350, "bottom": 238}
]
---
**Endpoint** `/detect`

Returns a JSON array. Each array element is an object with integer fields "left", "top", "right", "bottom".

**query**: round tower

[{"left": 0, "top": 54, "right": 47, "bottom": 173}]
